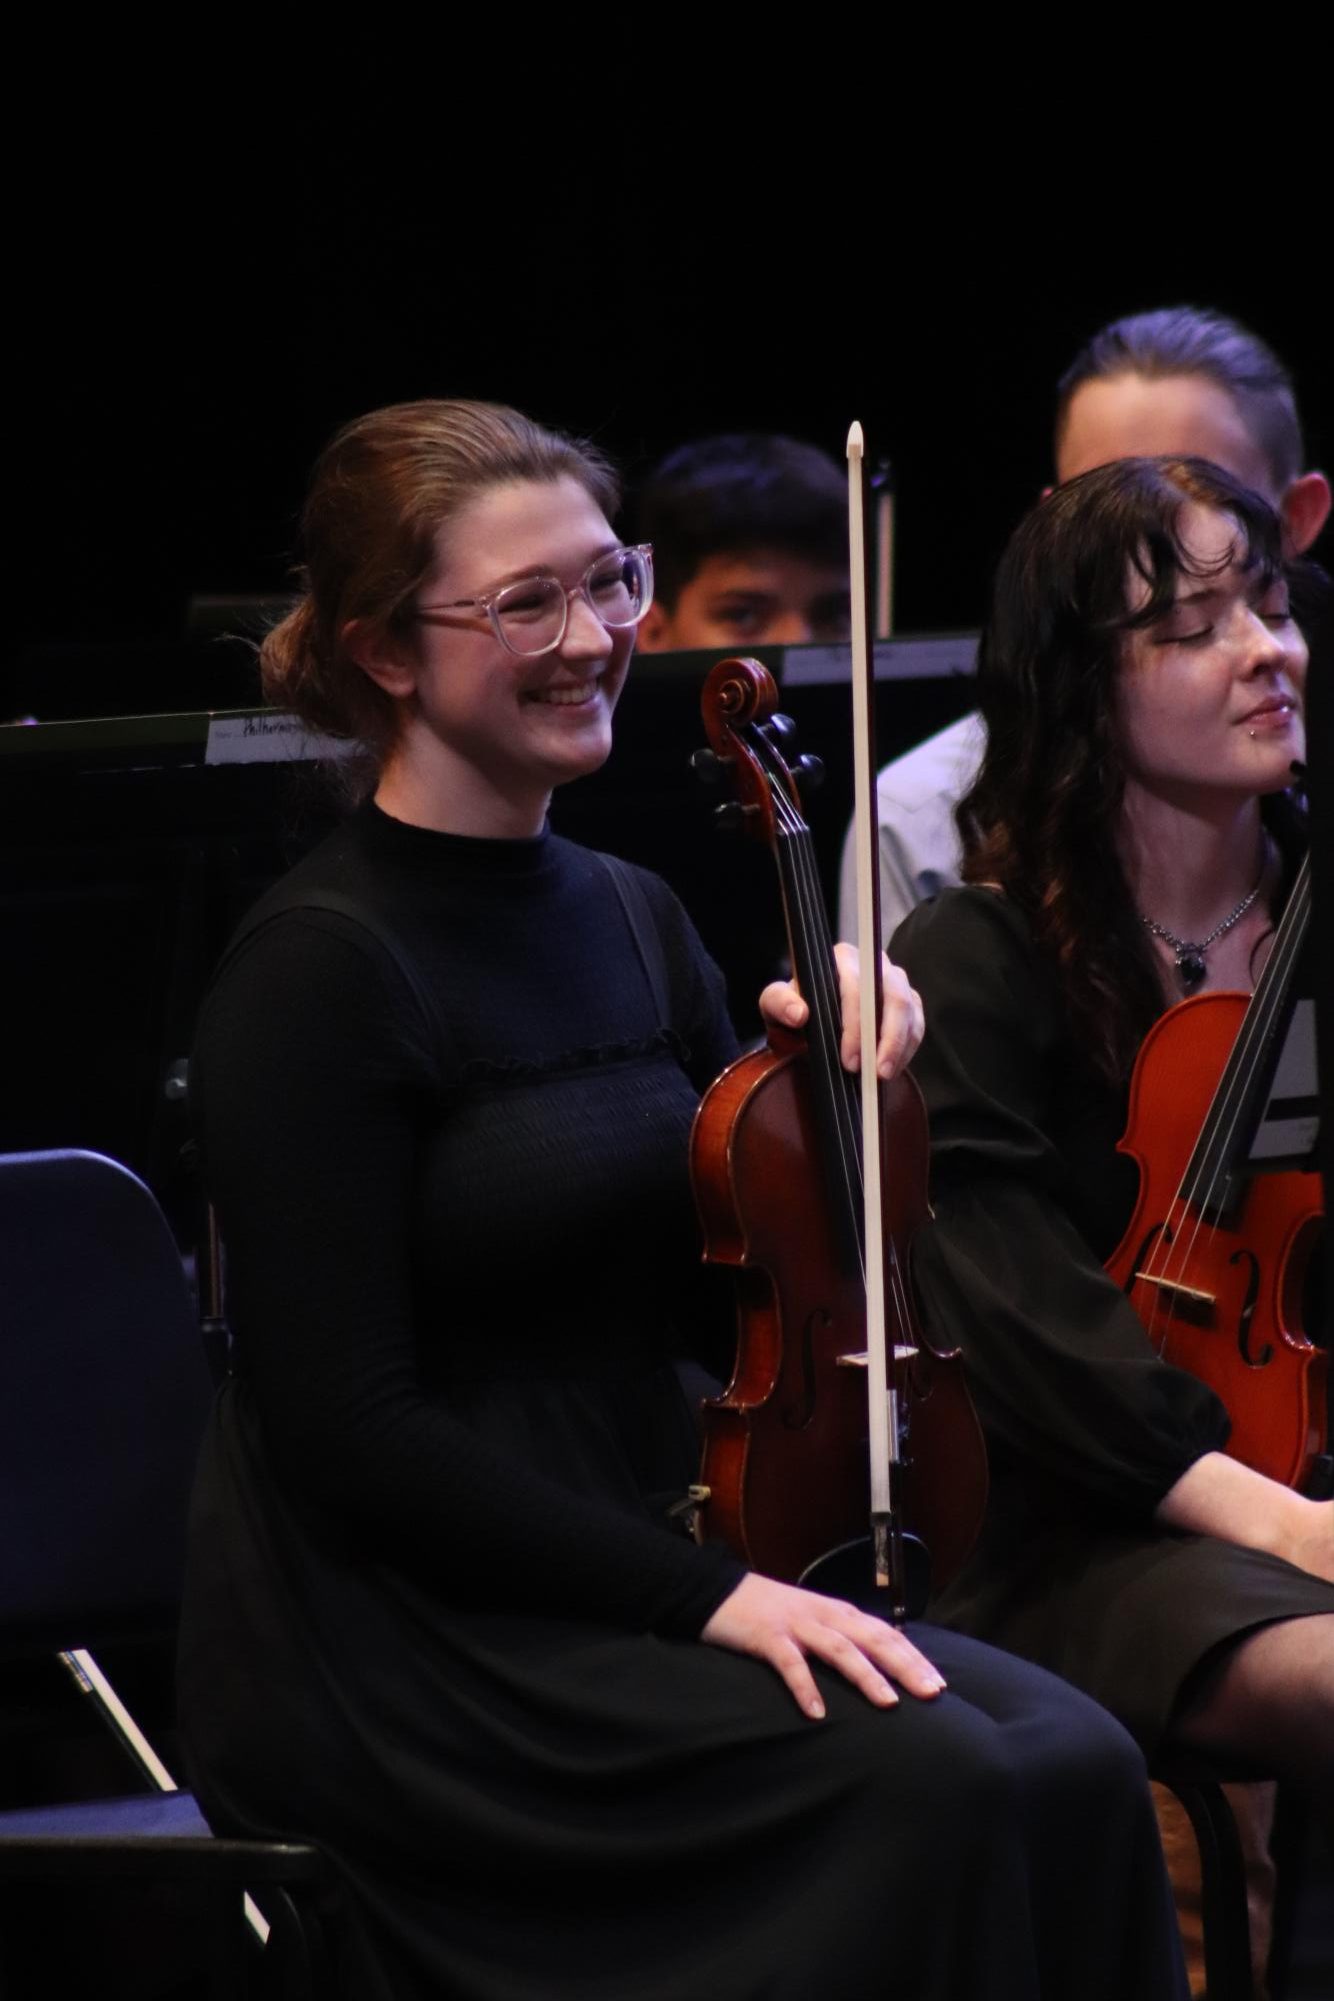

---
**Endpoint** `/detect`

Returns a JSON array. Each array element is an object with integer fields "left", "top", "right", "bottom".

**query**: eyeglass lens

[{"left": 493, "top": 550, "right": 650, "bottom": 654}]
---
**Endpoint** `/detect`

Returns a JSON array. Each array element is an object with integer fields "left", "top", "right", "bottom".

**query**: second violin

[{"left": 1107, "top": 852, "right": 1328, "bottom": 1492}]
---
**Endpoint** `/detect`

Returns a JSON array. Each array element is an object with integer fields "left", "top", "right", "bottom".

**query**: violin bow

[{"left": 847, "top": 421, "right": 908, "bottom": 1610}]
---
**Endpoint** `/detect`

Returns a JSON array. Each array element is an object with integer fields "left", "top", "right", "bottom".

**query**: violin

[
  {"left": 1106, "top": 851, "right": 1329, "bottom": 1492},
  {"left": 687, "top": 656, "right": 988, "bottom": 1603}
]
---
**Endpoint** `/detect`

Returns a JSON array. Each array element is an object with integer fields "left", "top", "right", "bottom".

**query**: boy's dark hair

[
  {"left": 633, "top": 434, "right": 846, "bottom": 607},
  {"left": 1055, "top": 307, "right": 1305, "bottom": 491}
]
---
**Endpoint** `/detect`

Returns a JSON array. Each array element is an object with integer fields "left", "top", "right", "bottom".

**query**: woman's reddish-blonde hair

[{"left": 260, "top": 399, "right": 619, "bottom": 755}]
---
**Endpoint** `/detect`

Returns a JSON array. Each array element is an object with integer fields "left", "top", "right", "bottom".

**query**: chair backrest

[{"left": 0, "top": 1149, "right": 214, "bottom": 1650}]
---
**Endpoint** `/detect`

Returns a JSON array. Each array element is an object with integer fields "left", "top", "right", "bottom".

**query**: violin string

[
  {"left": 1143, "top": 858, "right": 1309, "bottom": 1349},
  {"left": 759, "top": 740, "right": 867, "bottom": 1284},
  {"left": 776, "top": 810, "right": 864, "bottom": 1256},
  {"left": 764, "top": 745, "right": 916, "bottom": 1338},
  {"left": 786, "top": 803, "right": 915, "bottom": 1330},
  {"left": 757, "top": 732, "right": 917, "bottom": 1455},
  {"left": 1183, "top": 860, "right": 1308, "bottom": 1242},
  {"left": 1152, "top": 860, "right": 1308, "bottom": 1287},
  {"left": 791, "top": 814, "right": 886, "bottom": 1298},
  {"left": 785, "top": 793, "right": 914, "bottom": 1500},
  {"left": 785, "top": 797, "right": 917, "bottom": 1396}
]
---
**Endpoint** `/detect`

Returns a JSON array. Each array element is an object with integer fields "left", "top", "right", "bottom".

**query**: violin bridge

[
  {"left": 666, "top": 1485, "right": 711, "bottom": 1537},
  {"left": 835, "top": 1348, "right": 919, "bottom": 1367},
  {"left": 1132, "top": 1271, "right": 1215, "bottom": 1320}
]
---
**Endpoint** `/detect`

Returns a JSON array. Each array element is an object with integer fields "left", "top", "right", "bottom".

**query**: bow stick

[{"left": 847, "top": 420, "right": 907, "bottom": 1608}]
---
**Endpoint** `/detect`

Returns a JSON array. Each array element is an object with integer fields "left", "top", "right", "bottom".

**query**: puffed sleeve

[{"left": 893, "top": 888, "right": 1231, "bottom": 1518}]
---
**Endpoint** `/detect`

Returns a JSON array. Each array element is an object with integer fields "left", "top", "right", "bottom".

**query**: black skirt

[{"left": 179, "top": 1380, "right": 1185, "bottom": 2001}]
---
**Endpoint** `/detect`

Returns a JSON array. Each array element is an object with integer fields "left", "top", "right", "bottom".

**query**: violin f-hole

[
  {"left": 1125, "top": 1222, "right": 1171, "bottom": 1297},
  {"left": 781, "top": 1310, "right": 830, "bottom": 1430},
  {"left": 1228, "top": 1248, "right": 1271, "bottom": 1368}
]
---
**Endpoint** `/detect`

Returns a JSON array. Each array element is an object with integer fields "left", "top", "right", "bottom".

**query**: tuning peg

[
  {"left": 794, "top": 754, "right": 825, "bottom": 793},
  {"left": 713, "top": 800, "right": 750, "bottom": 834},
  {"left": 763, "top": 713, "right": 798, "bottom": 752},
  {"left": 691, "top": 747, "right": 726, "bottom": 785}
]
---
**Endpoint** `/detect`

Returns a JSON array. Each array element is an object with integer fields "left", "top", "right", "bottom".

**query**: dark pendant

[{"left": 1176, "top": 951, "right": 1207, "bottom": 992}]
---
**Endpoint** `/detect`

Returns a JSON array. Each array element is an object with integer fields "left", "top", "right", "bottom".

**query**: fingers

[
  {"left": 799, "top": 1600, "right": 947, "bottom": 1707},
  {"left": 757, "top": 951, "right": 925, "bottom": 1077},
  {"left": 768, "top": 1636, "right": 832, "bottom": 1720},
  {"left": 876, "top": 960, "right": 925, "bottom": 1077},
  {"left": 758, "top": 979, "right": 808, "bottom": 1031},
  {"left": 831, "top": 943, "right": 924, "bottom": 1079},
  {"left": 701, "top": 1573, "right": 947, "bottom": 1719}
]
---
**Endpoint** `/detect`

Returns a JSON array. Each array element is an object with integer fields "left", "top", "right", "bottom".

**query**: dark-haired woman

[
  {"left": 180, "top": 400, "right": 1187, "bottom": 2000},
  {"left": 894, "top": 455, "right": 1334, "bottom": 1789}
]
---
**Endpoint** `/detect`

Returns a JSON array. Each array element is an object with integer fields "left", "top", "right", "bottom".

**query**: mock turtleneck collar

[{"left": 357, "top": 799, "right": 554, "bottom": 877}]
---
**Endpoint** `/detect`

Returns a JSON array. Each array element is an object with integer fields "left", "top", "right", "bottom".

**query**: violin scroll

[{"left": 694, "top": 659, "right": 825, "bottom": 838}]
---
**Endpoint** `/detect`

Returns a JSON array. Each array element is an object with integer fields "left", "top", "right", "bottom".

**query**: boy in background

[{"left": 634, "top": 433, "right": 851, "bottom": 654}]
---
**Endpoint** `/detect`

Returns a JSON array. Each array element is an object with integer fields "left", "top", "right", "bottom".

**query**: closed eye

[
  {"left": 1153, "top": 625, "right": 1214, "bottom": 647},
  {"left": 1253, "top": 582, "right": 1293, "bottom": 626}
]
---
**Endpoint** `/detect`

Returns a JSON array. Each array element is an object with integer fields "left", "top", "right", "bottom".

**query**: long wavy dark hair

[{"left": 958, "top": 455, "right": 1305, "bottom": 1083}]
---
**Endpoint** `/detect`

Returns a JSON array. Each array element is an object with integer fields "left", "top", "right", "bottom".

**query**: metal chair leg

[{"left": 1160, "top": 1773, "right": 1254, "bottom": 2001}]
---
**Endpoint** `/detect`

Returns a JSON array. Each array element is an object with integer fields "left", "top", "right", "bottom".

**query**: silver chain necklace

[{"left": 1140, "top": 863, "right": 1265, "bottom": 994}]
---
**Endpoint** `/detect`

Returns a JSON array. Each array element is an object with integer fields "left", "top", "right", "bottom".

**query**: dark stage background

[{"left": 10, "top": 134, "right": 1331, "bottom": 699}]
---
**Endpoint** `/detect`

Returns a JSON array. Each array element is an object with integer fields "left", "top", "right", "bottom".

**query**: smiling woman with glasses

[
  {"left": 179, "top": 398, "right": 1188, "bottom": 2001},
  {"left": 413, "top": 541, "right": 654, "bottom": 655}
]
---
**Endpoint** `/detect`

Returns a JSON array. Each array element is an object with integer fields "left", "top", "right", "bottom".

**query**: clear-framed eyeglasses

[{"left": 412, "top": 544, "right": 654, "bottom": 658}]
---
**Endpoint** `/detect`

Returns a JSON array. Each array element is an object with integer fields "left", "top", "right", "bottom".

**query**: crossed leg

[{"left": 1169, "top": 1613, "right": 1334, "bottom": 1823}]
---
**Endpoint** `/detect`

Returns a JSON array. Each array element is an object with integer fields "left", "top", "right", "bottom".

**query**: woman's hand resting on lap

[{"left": 701, "top": 1573, "right": 947, "bottom": 1719}]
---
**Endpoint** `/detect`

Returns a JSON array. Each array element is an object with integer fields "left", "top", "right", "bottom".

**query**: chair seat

[
  {"left": 0, "top": 1791, "right": 214, "bottom": 1840},
  {"left": 0, "top": 1791, "right": 324, "bottom": 1883}
]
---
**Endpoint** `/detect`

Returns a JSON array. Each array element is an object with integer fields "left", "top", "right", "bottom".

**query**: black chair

[
  {"left": 0, "top": 1149, "right": 327, "bottom": 1998},
  {"left": 1152, "top": 1758, "right": 1261, "bottom": 2001}
]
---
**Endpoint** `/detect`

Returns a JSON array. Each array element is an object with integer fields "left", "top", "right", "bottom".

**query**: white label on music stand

[{"left": 205, "top": 714, "right": 360, "bottom": 765}]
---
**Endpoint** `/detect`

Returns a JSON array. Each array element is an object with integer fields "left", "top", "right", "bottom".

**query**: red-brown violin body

[
  {"left": 1106, "top": 987, "right": 1326, "bottom": 1491},
  {"left": 691, "top": 1037, "right": 987, "bottom": 1590},
  {"left": 687, "top": 655, "right": 987, "bottom": 1597}
]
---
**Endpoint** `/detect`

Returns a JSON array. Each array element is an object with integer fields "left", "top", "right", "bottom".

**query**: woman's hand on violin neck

[
  {"left": 700, "top": 1573, "right": 947, "bottom": 1719},
  {"left": 758, "top": 944, "right": 925, "bottom": 1081}
]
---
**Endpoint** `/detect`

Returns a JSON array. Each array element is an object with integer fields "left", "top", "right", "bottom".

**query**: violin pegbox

[
  {"left": 697, "top": 657, "right": 807, "bottom": 847},
  {"left": 757, "top": 712, "right": 825, "bottom": 807}
]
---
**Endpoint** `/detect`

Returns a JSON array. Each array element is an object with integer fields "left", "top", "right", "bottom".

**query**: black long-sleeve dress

[
  {"left": 180, "top": 802, "right": 1187, "bottom": 2001},
  {"left": 894, "top": 887, "right": 1334, "bottom": 1752}
]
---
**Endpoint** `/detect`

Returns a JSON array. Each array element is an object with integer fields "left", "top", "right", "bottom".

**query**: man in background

[{"left": 838, "top": 306, "right": 1330, "bottom": 943}]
